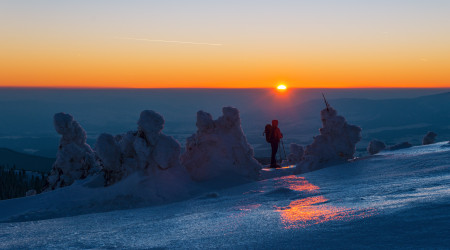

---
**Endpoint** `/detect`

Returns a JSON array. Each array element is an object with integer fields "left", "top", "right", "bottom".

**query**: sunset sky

[{"left": 1, "top": 0, "right": 449, "bottom": 88}]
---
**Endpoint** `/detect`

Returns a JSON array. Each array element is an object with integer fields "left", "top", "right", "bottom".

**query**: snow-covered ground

[{"left": 1, "top": 142, "right": 449, "bottom": 248}]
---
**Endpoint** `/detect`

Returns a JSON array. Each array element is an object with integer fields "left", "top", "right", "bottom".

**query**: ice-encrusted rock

[
  {"left": 367, "top": 140, "right": 386, "bottom": 155},
  {"left": 422, "top": 132, "right": 437, "bottom": 145},
  {"left": 46, "top": 113, "right": 98, "bottom": 190},
  {"left": 287, "top": 143, "right": 304, "bottom": 164},
  {"left": 294, "top": 106, "right": 362, "bottom": 174},
  {"left": 181, "top": 107, "right": 262, "bottom": 183},
  {"left": 389, "top": 142, "right": 413, "bottom": 151}
]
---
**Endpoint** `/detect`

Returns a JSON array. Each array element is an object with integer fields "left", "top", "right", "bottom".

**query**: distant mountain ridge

[
  {"left": 330, "top": 91, "right": 450, "bottom": 127},
  {"left": 0, "top": 89, "right": 449, "bottom": 158},
  {"left": 0, "top": 148, "right": 54, "bottom": 173},
  {"left": 278, "top": 92, "right": 450, "bottom": 148}
]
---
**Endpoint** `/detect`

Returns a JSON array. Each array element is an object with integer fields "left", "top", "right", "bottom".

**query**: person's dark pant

[{"left": 270, "top": 141, "right": 279, "bottom": 166}]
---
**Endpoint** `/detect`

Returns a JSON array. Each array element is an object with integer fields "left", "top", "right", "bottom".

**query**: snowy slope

[{"left": 1, "top": 142, "right": 449, "bottom": 248}]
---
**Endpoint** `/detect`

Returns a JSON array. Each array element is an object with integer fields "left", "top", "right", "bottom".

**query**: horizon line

[{"left": 1, "top": 86, "right": 450, "bottom": 90}]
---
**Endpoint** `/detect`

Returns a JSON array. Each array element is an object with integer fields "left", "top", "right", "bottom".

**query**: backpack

[{"left": 263, "top": 124, "right": 273, "bottom": 143}]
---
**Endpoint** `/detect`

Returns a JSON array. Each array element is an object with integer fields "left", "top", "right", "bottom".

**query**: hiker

[{"left": 264, "top": 120, "right": 283, "bottom": 168}]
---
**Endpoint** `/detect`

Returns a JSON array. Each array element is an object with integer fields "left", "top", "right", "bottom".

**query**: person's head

[{"left": 272, "top": 120, "right": 278, "bottom": 127}]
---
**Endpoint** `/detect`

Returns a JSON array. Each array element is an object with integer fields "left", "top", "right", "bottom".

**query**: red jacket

[{"left": 272, "top": 126, "right": 283, "bottom": 143}]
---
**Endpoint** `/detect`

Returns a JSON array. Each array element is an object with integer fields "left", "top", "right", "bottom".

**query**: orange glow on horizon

[
  {"left": 1, "top": 45, "right": 449, "bottom": 89},
  {"left": 1, "top": 79, "right": 449, "bottom": 89},
  {"left": 1, "top": 83, "right": 449, "bottom": 89},
  {"left": 1, "top": 44, "right": 449, "bottom": 89},
  {"left": 1, "top": 43, "right": 449, "bottom": 89}
]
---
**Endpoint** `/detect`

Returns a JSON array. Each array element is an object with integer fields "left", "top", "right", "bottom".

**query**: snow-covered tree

[
  {"left": 96, "top": 110, "right": 188, "bottom": 188},
  {"left": 294, "top": 106, "right": 362, "bottom": 174},
  {"left": 96, "top": 133, "right": 123, "bottom": 186},
  {"left": 181, "top": 107, "right": 262, "bottom": 183},
  {"left": 46, "top": 113, "right": 98, "bottom": 190}
]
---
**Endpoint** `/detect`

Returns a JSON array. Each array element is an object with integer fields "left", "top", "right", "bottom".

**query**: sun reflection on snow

[
  {"left": 276, "top": 176, "right": 320, "bottom": 192},
  {"left": 274, "top": 176, "right": 375, "bottom": 229}
]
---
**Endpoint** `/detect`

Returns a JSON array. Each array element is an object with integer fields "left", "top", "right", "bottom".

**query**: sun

[{"left": 276, "top": 84, "right": 287, "bottom": 91}]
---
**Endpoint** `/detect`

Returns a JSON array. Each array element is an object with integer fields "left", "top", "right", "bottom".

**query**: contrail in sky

[{"left": 115, "top": 37, "right": 223, "bottom": 46}]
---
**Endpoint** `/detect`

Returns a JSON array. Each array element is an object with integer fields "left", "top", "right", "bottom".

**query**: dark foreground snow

[{"left": 1, "top": 142, "right": 449, "bottom": 249}]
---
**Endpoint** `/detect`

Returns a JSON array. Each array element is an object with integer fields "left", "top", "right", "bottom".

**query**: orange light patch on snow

[{"left": 274, "top": 176, "right": 376, "bottom": 228}]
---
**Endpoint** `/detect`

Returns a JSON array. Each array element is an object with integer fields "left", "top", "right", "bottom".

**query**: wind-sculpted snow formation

[
  {"left": 46, "top": 113, "right": 99, "bottom": 190},
  {"left": 422, "top": 131, "right": 437, "bottom": 145},
  {"left": 46, "top": 107, "right": 263, "bottom": 203},
  {"left": 287, "top": 143, "right": 304, "bottom": 164},
  {"left": 96, "top": 110, "right": 189, "bottom": 194},
  {"left": 181, "top": 107, "right": 262, "bottom": 183},
  {"left": 367, "top": 140, "right": 386, "bottom": 155},
  {"left": 294, "top": 106, "right": 362, "bottom": 174},
  {"left": 46, "top": 111, "right": 190, "bottom": 203}
]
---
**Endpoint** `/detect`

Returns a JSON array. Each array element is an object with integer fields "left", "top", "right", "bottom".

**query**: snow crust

[
  {"left": 294, "top": 106, "right": 362, "bottom": 174},
  {"left": 181, "top": 107, "right": 262, "bottom": 183},
  {"left": 1, "top": 142, "right": 449, "bottom": 249}
]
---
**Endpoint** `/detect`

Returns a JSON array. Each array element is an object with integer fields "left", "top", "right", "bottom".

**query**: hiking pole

[
  {"left": 278, "top": 142, "right": 282, "bottom": 164},
  {"left": 281, "top": 139, "right": 287, "bottom": 161}
]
